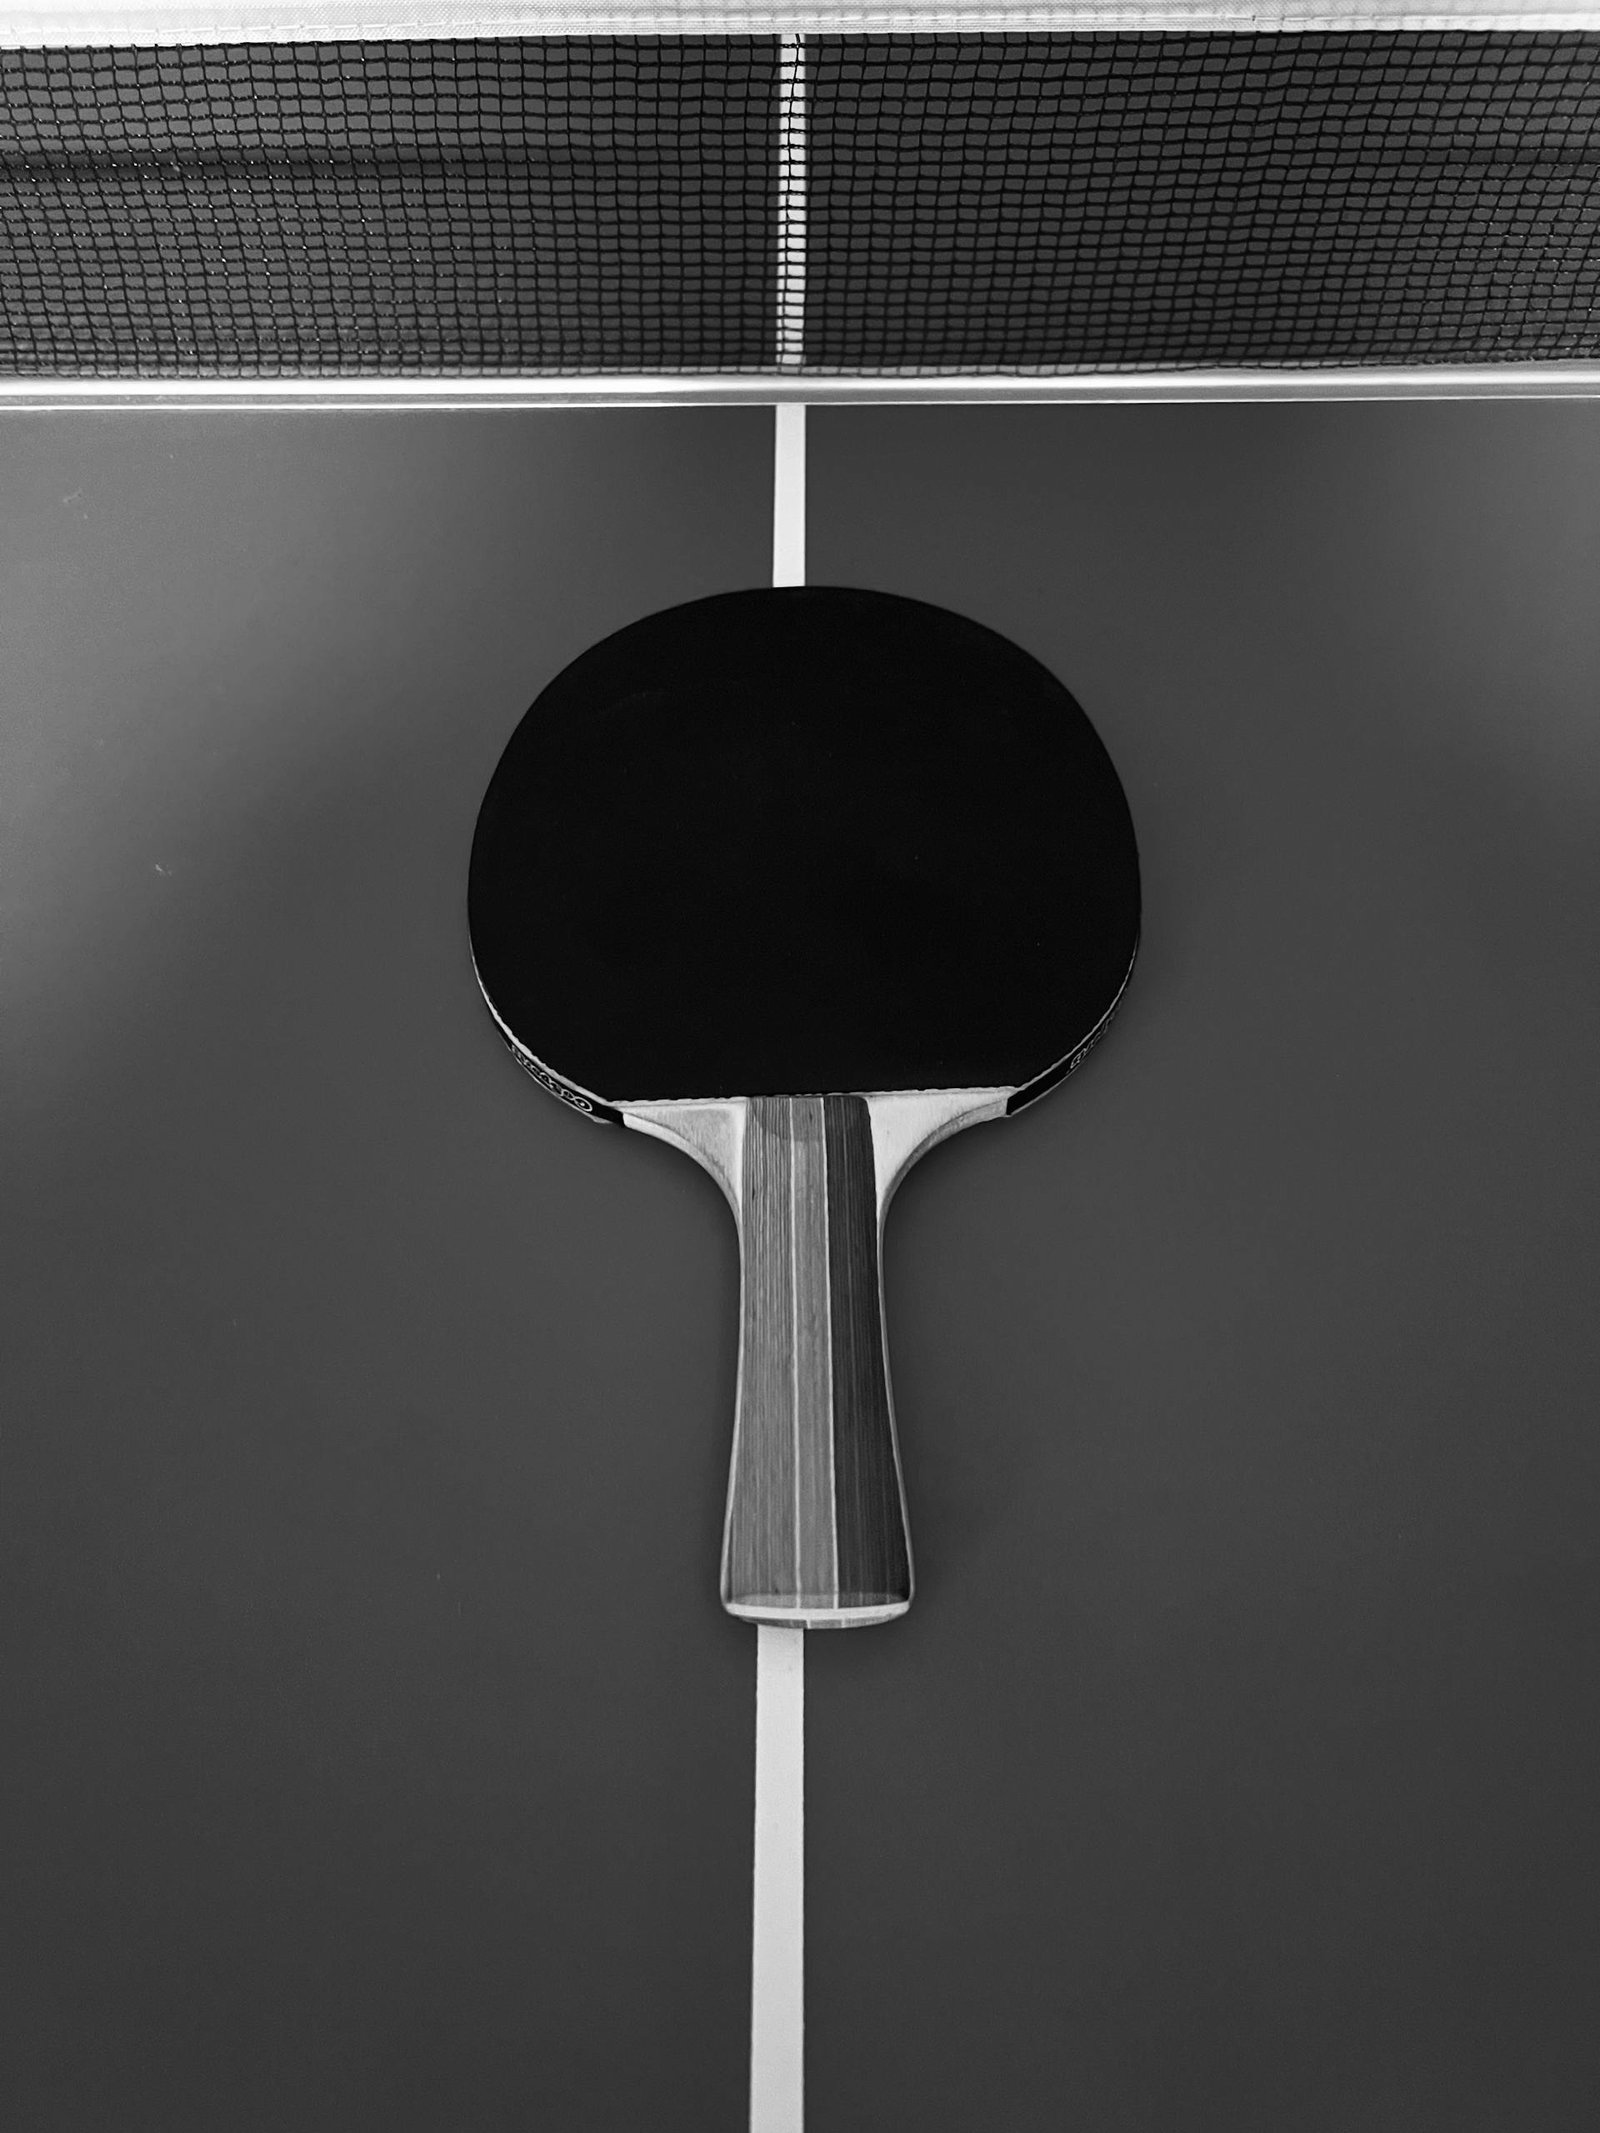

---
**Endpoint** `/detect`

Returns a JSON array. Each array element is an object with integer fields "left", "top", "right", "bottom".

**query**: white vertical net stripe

[{"left": 777, "top": 34, "right": 807, "bottom": 376}]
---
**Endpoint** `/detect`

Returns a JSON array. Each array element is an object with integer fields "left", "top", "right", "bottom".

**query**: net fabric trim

[
  {"left": 9, "top": 7, "right": 1600, "bottom": 44},
  {"left": 0, "top": 361, "right": 1597, "bottom": 394},
  {"left": 0, "top": 32, "right": 1598, "bottom": 378}
]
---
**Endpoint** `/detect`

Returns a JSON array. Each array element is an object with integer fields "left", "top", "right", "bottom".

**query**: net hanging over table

[{"left": 2, "top": 5, "right": 1598, "bottom": 401}]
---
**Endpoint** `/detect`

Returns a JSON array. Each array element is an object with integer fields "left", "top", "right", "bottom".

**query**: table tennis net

[{"left": 2, "top": 30, "right": 1598, "bottom": 377}]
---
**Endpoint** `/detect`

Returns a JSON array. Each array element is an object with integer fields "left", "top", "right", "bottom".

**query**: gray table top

[{"left": 3, "top": 401, "right": 1597, "bottom": 2129}]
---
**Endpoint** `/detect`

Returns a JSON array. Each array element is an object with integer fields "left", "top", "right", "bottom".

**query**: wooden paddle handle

[
  {"left": 722, "top": 1095, "right": 911, "bottom": 1628},
  {"left": 624, "top": 1086, "right": 1005, "bottom": 1625}
]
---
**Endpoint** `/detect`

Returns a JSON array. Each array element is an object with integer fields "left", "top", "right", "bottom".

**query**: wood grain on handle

[
  {"left": 622, "top": 1086, "right": 1008, "bottom": 1629},
  {"left": 723, "top": 1095, "right": 908, "bottom": 1627}
]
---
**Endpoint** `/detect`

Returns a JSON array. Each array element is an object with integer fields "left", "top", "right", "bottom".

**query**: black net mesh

[
  {"left": 810, "top": 35, "right": 1600, "bottom": 370},
  {"left": 0, "top": 31, "right": 1597, "bottom": 377},
  {"left": 0, "top": 40, "right": 780, "bottom": 374}
]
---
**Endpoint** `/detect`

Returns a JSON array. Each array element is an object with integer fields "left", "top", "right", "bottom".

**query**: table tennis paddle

[{"left": 469, "top": 586, "right": 1139, "bottom": 1628}]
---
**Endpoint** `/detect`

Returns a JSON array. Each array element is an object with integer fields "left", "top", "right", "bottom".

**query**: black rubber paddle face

[{"left": 469, "top": 587, "right": 1139, "bottom": 1107}]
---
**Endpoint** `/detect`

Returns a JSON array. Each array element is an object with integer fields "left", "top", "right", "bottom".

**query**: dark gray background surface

[{"left": 2, "top": 404, "right": 1598, "bottom": 2129}]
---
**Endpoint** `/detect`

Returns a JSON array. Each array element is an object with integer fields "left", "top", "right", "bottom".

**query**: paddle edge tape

[
  {"left": 475, "top": 971, "right": 1135, "bottom": 1123},
  {"left": 474, "top": 959, "right": 626, "bottom": 1125},
  {"left": 472, "top": 933, "right": 1139, "bottom": 1128},
  {"left": 1004, "top": 933, "right": 1139, "bottom": 1115}
]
